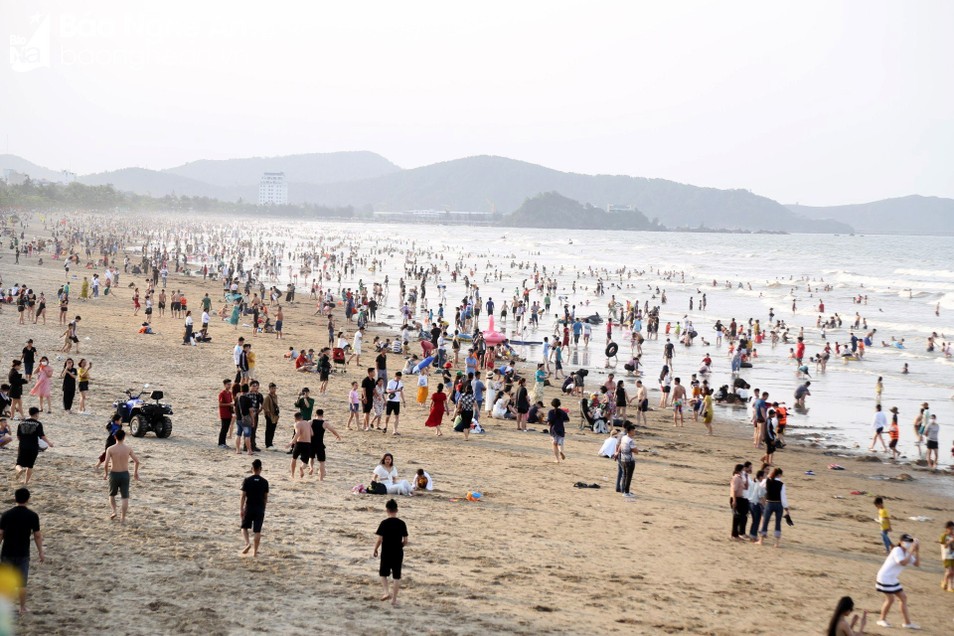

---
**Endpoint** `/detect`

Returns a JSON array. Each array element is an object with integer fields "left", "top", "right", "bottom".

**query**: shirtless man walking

[
  {"left": 634, "top": 380, "right": 648, "bottom": 427},
  {"left": 671, "top": 377, "right": 687, "bottom": 427},
  {"left": 290, "top": 412, "right": 313, "bottom": 479},
  {"left": 103, "top": 429, "right": 140, "bottom": 524}
]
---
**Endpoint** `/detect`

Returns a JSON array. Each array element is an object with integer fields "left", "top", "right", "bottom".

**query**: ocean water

[{"left": 236, "top": 222, "right": 953, "bottom": 472}]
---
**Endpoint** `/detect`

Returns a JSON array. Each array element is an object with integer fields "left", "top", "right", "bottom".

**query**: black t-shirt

[
  {"left": 248, "top": 392, "right": 264, "bottom": 412},
  {"left": 376, "top": 516, "right": 408, "bottom": 557},
  {"left": 8, "top": 371, "right": 24, "bottom": 399},
  {"left": 16, "top": 419, "right": 44, "bottom": 452},
  {"left": 547, "top": 408, "right": 569, "bottom": 437},
  {"left": 664, "top": 343, "right": 675, "bottom": 357},
  {"left": 0, "top": 506, "right": 40, "bottom": 559},
  {"left": 241, "top": 475, "right": 269, "bottom": 513},
  {"left": 237, "top": 394, "right": 253, "bottom": 418},
  {"left": 21, "top": 348, "right": 35, "bottom": 366},
  {"left": 311, "top": 419, "right": 326, "bottom": 449},
  {"left": 361, "top": 377, "right": 376, "bottom": 402},
  {"left": 527, "top": 404, "right": 541, "bottom": 424},
  {"left": 375, "top": 353, "right": 387, "bottom": 371},
  {"left": 515, "top": 387, "right": 530, "bottom": 409}
]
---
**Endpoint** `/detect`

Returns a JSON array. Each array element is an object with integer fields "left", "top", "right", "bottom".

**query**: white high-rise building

[{"left": 258, "top": 172, "right": 288, "bottom": 206}]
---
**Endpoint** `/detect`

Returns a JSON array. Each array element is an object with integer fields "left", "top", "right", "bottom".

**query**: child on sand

[
  {"left": 347, "top": 381, "right": 361, "bottom": 429},
  {"left": 874, "top": 497, "right": 892, "bottom": 554},
  {"left": 939, "top": 521, "right": 954, "bottom": 592},
  {"left": 373, "top": 499, "right": 408, "bottom": 607}
]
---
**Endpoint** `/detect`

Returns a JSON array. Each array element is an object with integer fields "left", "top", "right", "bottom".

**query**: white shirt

[
  {"left": 617, "top": 435, "right": 637, "bottom": 462},
  {"left": 872, "top": 411, "right": 887, "bottom": 431},
  {"left": 876, "top": 546, "right": 910, "bottom": 586},
  {"left": 233, "top": 344, "right": 243, "bottom": 366},
  {"left": 598, "top": 436, "right": 618, "bottom": 457},
  {"left": 413, "top": 470, "right": 434, "bottom": 491},
  {"left": 386, "top": 380, "right": 403, "bottom": 402},
  {"left": 492, "top": 397, "right": 509, "bottom": 418},
  {"left": 747, "top": 479, "right": 766, "bottom": 505},
  {"left": 353, "top": 331, "right": 363, "bottom": 351},
  {"left": 373, "top": 465, "right": 398, "bottom": 485}
]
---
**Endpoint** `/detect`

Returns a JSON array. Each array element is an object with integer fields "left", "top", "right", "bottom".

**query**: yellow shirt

[
  {"left": 939, "top": 531, "right": 954, "bottom": 561},
  {"left": 878, "top": 508, "right": 891, "bottom": 531}
]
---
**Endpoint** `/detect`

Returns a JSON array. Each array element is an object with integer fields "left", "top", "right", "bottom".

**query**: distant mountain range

[
  {"left": 788, "top": 195, "right": 954, "bottom": 235},
  {"left": 3, "top": 151, "right": 950, "bottom": 234}
]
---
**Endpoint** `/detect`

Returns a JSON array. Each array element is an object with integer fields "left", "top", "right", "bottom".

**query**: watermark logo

[{"left": 9, "top": 13, "right": 51, "bottom": 73}]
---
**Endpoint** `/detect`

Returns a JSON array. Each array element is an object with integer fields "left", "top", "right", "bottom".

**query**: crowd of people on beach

[{"left": 0, "top": 210, "right": 950, "bottom": 627}]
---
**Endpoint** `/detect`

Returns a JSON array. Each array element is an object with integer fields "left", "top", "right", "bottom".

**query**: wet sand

[{"left": 3, "top": 240, "right": 953, "bottom": 635}]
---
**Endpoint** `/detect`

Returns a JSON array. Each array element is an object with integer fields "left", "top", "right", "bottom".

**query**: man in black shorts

[
  {"left": 16, "top": 407, "right": 53, "bottom": 486},
  {"left": 361, "top": 368, "right": 376, "bottom": 430},
  {"left": 309, "top": 409, "right": 342, "bottom": 480},
  {"left": 240, "top": 459, "right": 268, "bottom": 557},
  {"left": 384, "top": 372, "right": 405, "bottom": 435},
  {"left": 373, "top": 498, "right": 408, "bottom": 607},
  {"left": 0, "top": 487, "right": 44, "bottom": 614},
  {"left": 290, "top": 412, "right": 312, "bottom": 479}
]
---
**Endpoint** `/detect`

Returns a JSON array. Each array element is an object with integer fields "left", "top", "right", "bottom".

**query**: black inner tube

[{"left": 605, "top": 342, "right": 619, "bottom": 357}]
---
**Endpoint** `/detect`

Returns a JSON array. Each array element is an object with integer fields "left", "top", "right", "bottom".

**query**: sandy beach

[{"left": 0, "top": 222, "right": 950, "bottom": 636}]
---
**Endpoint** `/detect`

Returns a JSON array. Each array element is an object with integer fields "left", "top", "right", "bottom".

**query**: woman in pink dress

[
  {"left": 30, "top": 356, "right": 54, "bottom": 413},
  {"left": 424, "top": 384, "right": 449, "bottom": 436}
]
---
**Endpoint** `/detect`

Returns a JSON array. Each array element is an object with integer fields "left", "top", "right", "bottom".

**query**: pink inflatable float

[{"left": 483, "top": 315, "right": 506, "bottom": 345}]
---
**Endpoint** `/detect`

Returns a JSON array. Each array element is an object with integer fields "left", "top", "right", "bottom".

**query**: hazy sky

[{"left": 2, "top": 1, "right": 952, "bottom": 205}]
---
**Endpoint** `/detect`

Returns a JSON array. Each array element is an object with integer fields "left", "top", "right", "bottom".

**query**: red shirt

[{"left": 217, "top": 389, "right": 233, "bottom": 419}]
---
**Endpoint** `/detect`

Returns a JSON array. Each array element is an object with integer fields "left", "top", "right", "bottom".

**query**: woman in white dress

[
  {"left": 372, "top": 453, "right": 413, "bottom": 496},
  {"left": 485, "top": 372, "right": 501, "bottom": 414}
]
